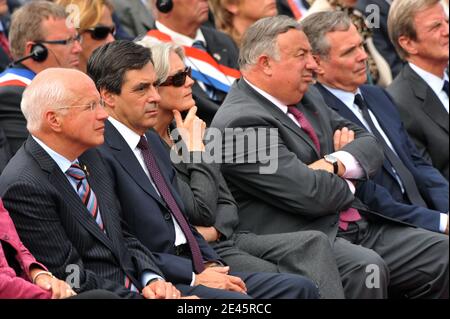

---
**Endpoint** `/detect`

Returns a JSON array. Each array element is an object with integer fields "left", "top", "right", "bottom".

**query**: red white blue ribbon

[
  {"left": 144, "top": 30, "right": 240, "bottom": 93},
  {"left": 0, "top": 68, "right": 36, "bottom": 87}
]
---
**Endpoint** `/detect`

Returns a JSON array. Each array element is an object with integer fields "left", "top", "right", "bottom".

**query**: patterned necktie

[
  {"left": 66, "top": 163, "right": 138, "bottom": 292},
  {"left": 354, "top": 94, "right": 427, "bottom": 207},
  {"left": 192, "top": 40, "right": 219, "bottom": 101},
  {"left": 287, "top": 106, "right": 361, "bottom": 230},
  {"left": 443, "top": 80, "right": 449, "bottom": 98},
  {"left": 0, "top": 31, "right": 11, "bottom": 58},
  {"left": 66, "top": 163, "right": 104, "bottom": 231},
  {"left": 287, "top": 105, "right": 321, "bottom": 153},
  {"left": 137, "top": 136, "right": 205, "bottom": 274}
]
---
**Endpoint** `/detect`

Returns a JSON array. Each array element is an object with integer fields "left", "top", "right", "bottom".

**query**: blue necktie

[{"left": 443, "top": 80, "right": 449, "bottom": 97}]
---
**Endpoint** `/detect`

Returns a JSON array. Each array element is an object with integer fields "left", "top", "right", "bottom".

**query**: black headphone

[
  {"left": 156, "top": 0, "right": 173, "bottom": 13},
  {"left": 10, "top": 43, "right": 48, "bottom": 66}
]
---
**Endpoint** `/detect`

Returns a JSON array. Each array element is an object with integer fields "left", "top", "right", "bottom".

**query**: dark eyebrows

[{"left": 132, "top": 82, "right": 151, "bottom": 92}]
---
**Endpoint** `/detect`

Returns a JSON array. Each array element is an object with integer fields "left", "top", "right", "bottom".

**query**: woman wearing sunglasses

[
  {"left": 56, "top": 0, "right": 116, "bottom": 73},
  {"left": 137, "top": 41, "right": 345, "bottom": 299}
]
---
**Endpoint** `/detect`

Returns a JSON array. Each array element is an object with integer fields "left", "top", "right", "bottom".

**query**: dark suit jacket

[
  {"left": 167, "top": 142, "right": 240, "bottom": 241},
  {"left": 356, "top": 0, "right": 403, "bottom": 78},
  {"left": 111, "top": 0, "right": 154, "bottom": 38},
  {"left": 0, "top": 127, "right": 11, "bottom": 174},
  {"left": 153, "top": 25, "right": 240, "bottom": 125},
  {"left": 316, "top": 83, "right": 448, "bottom": 232},
  {"left": 0, "top": 137, "right": 163, "bottom": 298},
  {"left": 0, "top": 64, "right": 35, "bottom": 155},
  {"left": 387, "top": 64, "right": 449, "bottom": 180},
  {"left": 211, "top": 80, "right": 384, "bottom": 240},
  {"left": 98, "top": 122, "right": 222, "bottom": 285}
]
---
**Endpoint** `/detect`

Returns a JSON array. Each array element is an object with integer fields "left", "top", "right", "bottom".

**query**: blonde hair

[
  {"left": 209, "top": 0, "right": 242, "bottom": 46},
  {"left": 55, "top": 0, "right": 114, "bottom": 30}
]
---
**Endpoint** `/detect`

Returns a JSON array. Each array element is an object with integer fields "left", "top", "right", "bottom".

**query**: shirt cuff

[
  {"left": 439, "top": 213, "right": 448, "bottom": 233},
  {"left": 332, "top": 151, "right": 364, "bottom": 179},
  {"left": 142, "top": 272, "right": 165, "bottom": 287},
  {"left": 190, "top": 273, "right": 196, "bottom": 286},
  {"left": 345, "top": 179, "right": 356, "bottom": 194}
]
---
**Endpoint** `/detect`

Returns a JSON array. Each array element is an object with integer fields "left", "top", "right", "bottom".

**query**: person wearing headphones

[
  {"left": 56, "top": 0, "right": 116, "bottom": 73},
  {"left": 0, "top": 1, "right": 82, "bottom": 157},
  {"left": 145, "top": 0, "right": 240, "bottom": 125}
]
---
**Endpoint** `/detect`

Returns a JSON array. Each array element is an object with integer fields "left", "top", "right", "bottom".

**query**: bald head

[{"left": 21, "top": 68, "right": 97, "bottom": 133}]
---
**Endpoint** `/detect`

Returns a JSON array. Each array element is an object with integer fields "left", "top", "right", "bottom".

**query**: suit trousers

[
  {"left": 334, "top": 217, "right": 448, "bottom": 299},
  {"left": 176, "top": 271, "right": 319, "bottom": 299},
  {"left": 212, "top": 230, "right": 345, "bottom": 299}
]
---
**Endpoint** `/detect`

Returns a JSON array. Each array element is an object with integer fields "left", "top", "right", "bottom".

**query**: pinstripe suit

[{"left": 0, "top": 136, "right": 163, "bottom": 298}]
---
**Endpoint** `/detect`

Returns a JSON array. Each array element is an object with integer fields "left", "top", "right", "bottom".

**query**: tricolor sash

[
  {"left": 0, "top": 68, "right": 36, "bottom": 88},
  {"left": 144, "top": 30, "right": 240, "bottom": 94}
]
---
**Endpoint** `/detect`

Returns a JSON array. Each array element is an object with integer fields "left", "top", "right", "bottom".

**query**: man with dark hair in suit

[
  {"left": 0, "top": 68, "right": 189, "bottom": 299},
  {"left": 387, "top": 0, "right": 449, "bottom": 180},
  {"left": 89, "top": 39, "right": 319, "bottom": 299},
  {"left": 301, "top": 11, "right": 449, "bottom": 235},
  {"left": 211, "top": 15, "right": 449, "bottom": 298},
  {"left": 0, "top": 1, "right": 82, "bottom": 157},
  {"left": 145, "top": 0, "right": 240, "bottom": 125}
]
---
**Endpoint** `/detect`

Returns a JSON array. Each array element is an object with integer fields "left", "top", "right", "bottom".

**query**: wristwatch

[{"left": 324, "top": 154, "right": 339, "bottom": 174}]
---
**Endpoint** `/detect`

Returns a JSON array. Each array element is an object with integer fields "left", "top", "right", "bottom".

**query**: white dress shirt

[{"left": 409, "top": 63, "right": 449, "bottom": 113}]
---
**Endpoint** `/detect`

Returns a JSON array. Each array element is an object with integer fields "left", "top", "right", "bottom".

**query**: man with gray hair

[
  {"left": 300, "top": 10, "right": 448, "bottom": 298},
  {"left": 387, "top": 0, "right": 449, "bottom": 181},
  {"left": 0, "top": 67, "right": 189, "bottom": 299},
  {"left": 0, "top": 1, "right": 82, "bottom": 161},
  {"left": 211, "top": 15, "right": 449, "bottom": 299}
]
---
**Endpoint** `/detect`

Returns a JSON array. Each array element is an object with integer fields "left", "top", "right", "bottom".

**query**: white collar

[
  {"left": 155, "top": 21, "right": 206, "bottom": 47},
  {"left": 320, "top": 83, "right": 363, "bottom": 109},
  {"left": 409, "top": 62, "right": 449, "bottom": 95},
  {"left": 243, "top": 78, "right": 290, "bottom": 114},
  {"left": 32, "top": 135, "right": 74, "bottom": 173},
  {"left": 108, "top": 117, "right": 143, "bottom": 151}
]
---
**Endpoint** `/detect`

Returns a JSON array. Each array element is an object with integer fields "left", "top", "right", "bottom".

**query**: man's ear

[
  {"left": 100, "top": 88, "right": 115, "bottom": 109},
  {"left": 45, "top": 110, "right": 63, "bottom": 133},
  {"left": 313, "top": 54, "right": 326, "bottom": 76},
  {"left": 398, "top": 35, "right": 418, "bottom": 56},
  {"left": 257, "top": 55, "right": 273, "bottom": 76}
]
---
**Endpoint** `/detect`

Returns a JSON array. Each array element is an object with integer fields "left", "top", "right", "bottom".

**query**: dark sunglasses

[
  {"left": 159, "top": 67, "right": 192, "bottom": 87},
  {"left": 85, "top": 25, "right": 116, "bottom": 40}
]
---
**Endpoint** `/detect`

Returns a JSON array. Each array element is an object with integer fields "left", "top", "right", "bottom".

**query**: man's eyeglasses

[
  {"left": 37, "top": 33, "right": 82, "bottom": 46},
  {"left": 159, "top": 67, "right": 192, "bottom": 87},
  {"left": 84, "top": 25, "right": 116, "bottom": 40},
  {"left": 55, "top": 99, "right": 105, "bottom": 112}
]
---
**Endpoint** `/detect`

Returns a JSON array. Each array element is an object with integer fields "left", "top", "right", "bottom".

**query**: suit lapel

[
  {"left": 104, "top": 121, "right": 166, "bottom": 207},
  {"left": 25, "top": 137, "right": 116, "bottom": 252},
  {"left": 239, "top": 80, "right": 320, "bottom": 157},
  {"left": 405, "top": 65, "right": 449, "bottom": 133},
  {"left": 316, "top": 83, "right": 399, "bottom": 180}
]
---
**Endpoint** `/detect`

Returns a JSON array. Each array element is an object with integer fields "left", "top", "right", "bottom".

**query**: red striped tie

[{"left": 66, "top": 163, "right": 104, "bottom": 231}]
